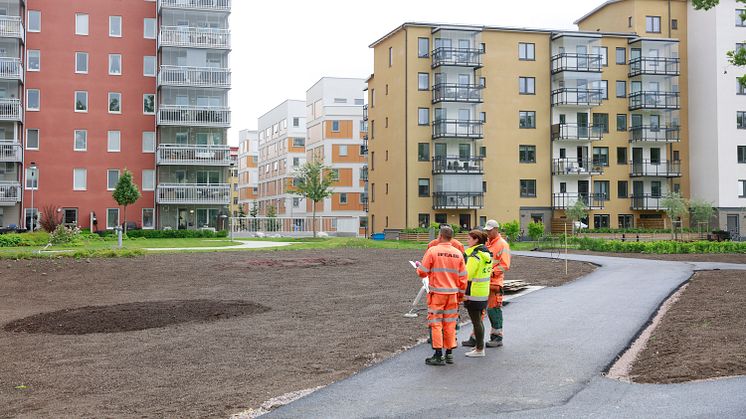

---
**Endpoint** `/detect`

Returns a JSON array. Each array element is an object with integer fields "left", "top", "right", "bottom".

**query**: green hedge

[
  {"left": 126, "top": 229, "right": 228, "bottom": 239},
  {"left": 581, "top": 227, "right": 698, "bottom": 234},
  {"left": 571, "top": 237, "right": 746, "bottom": 254},
  {"left": 0, "top": 232, "right": 51, "bottom": 247}
]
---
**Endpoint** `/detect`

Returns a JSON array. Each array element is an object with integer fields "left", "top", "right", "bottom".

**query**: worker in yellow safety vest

[{"left": 461, "top": 229, "right": 493, "bottom": 357}]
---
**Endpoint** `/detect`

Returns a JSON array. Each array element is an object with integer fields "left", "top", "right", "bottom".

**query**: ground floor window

[
  {"left": 435, "top": 213, "right": 447, "bottom": 225},
  {"left": 24, "top": 208, "right": 38, "bottom": 230},
  {"left": 107, "top": 208, "right": 120, "bottom": 229},
  {"left": 593, "top": 214, "right": 610, "bottom": 229},
  {"left": 618, "top": 214, "right": 634, "bottom": 229},
  {"left": 63, "top": 208, "right": 78, "bottom": 226},
  {"left": 142, "top": 208, "right": 154, "bottom": 229},
  {"left": 418, "top": 213, "right": 430, "bottom": 228},
  {"left": 531, "top": 213, "right": 544, "bottom": 224},
  {"left": 196, "top": 208, "right": 219, "bottom": 229},
  {"left": 359, "top": 216, "right": 368, "bottom": 229},
  {"left": 479, "top": 216, "right": 487, "bottom": 227}
]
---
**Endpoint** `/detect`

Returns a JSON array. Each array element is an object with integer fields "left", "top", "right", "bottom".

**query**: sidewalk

[{"left": 266, "top": 252, "right": 746, "bottom": 418}]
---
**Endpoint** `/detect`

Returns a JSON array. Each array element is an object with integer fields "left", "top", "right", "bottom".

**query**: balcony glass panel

[
  {"left": 551, "top": 88, "right": 603, "bottom": 107},
  {"left": 551, "top": 53, "right": 602, "bottom": 73},
  {"left": 629, "top": 126, "right": 680, "bottom": 143},
  {"left": 551, "top": 124, "right": 603, "bottom": 141},
  {"left": 630, "top": 194, "right": 665, "bottom": 211},
  {"left": 628, "top": 57, "right": 680, "bottom": 77},
  {"left": 552, "top": 158, "right": 604, "bottom": 175},
  {"left": 431, "top": 84, "right": 483, "bottom": 103},
  {"left": 431, "top": 47, "right": 482, "bottom": 68},
  {"left": 432, "top": 156, "right": 484, "bottom": 174},
  {"left": 432, "top": 192, "right": 484, "bottom": 210},
  {"left": 629, "top": 160, "right": 682, "bottom": 177},
  {"left": 432, "top": 119, "right": 483, "bottom": 139},
  {"left": 552, "top": 193, "right": 605, "bottom": 210},
  {"left": 628, "top": 91, "right": 679, "bottom": 110}
]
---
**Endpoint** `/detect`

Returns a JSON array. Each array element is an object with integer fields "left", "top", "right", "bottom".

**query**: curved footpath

[{"left": 266, "top": 252, "right": 746, "bottom": 418}]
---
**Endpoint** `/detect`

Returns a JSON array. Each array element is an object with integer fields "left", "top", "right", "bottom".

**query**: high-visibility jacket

[
  {"left": 464, "top": 244, "right": 492, "bottom": 301},
  {"left": 417, "top": 242, "right": 467, "bottom": 297},
  {"left": 427, "top": 238, "right": 465, "bottom": 253},
  {"left": 486, "top": 234, "right": 511, "bottom": 288}
]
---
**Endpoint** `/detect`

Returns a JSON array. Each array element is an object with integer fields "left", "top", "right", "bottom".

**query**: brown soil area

[
  {"left": 508, "top": 254, "right": 597, "bottom": 287},
  {"left": 0, "top": 250, "right": 594, "bottom": 418},
  {"left": 629, "top": 270, "right": 746, "bottom": 383},
  {"left": 568, "top": 250, "right": 746, "bottom": 264}
]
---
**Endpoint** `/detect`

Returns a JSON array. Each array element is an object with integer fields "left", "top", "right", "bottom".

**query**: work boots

[
  {"left": 444, "top": 353, "right": 454, "bottom": 364},
  {"left": 461, "top": 336, "right": 477, "bottom": 347},
  {"left": 425, "top": 355, "right": 446, "bottom": 366},
  {"left": 485, "top": 334, "right": 503, "bottom": 348}
]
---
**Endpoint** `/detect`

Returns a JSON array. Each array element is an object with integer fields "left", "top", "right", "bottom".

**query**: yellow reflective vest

[{"left": 464, "top": 245, "right": 493, "bottom": 301}]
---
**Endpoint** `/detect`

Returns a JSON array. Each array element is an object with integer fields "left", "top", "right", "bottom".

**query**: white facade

[
  {"left": 688, "top": 0, "right": 746, "bottom": 237},
  {"left": 237, "top": 129, "right": 258, "bottom": 213}
]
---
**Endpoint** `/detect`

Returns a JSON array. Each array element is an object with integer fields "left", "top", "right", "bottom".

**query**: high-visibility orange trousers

[{"left": 427, "top": 293, "right": 459, "bottom": 350}]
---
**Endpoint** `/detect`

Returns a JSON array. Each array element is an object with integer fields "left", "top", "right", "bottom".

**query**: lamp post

[{"left": 28, "top": 162, "right": 37, "bottom": 231}]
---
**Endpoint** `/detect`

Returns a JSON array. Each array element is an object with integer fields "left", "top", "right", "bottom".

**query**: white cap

[{"left": 484, "top": 220, "right": 499, "bottom": 231}]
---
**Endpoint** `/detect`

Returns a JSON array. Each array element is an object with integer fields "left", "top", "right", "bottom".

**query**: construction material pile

[{"left": 503, "top": 280, "right": 530, "bottom": 293}]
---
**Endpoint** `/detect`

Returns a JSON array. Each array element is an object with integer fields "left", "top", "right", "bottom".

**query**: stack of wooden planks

[{"left": 503, "top": 280, "right": 530, "bottom": 293}]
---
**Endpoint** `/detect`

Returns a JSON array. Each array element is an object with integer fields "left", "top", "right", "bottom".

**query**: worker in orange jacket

[
  {"left": 416, "top": 225, "right": 467, "bottom": 366},
  {"left": 484, "top": 219, "right": 510, "bottom": 347},
  {"left": 427, "top": 228, "right": 465, "bottom": 253}
]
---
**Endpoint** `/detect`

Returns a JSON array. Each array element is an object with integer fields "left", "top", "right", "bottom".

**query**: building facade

[
  {"left": 366, "top": 0, "right": 689, "bottom": 234},
  {"left": 237, "top": 128, "right": 258, "bottom": 215},
  {"left": 228, "top": 145, "right": 238, "bottom": 216}
]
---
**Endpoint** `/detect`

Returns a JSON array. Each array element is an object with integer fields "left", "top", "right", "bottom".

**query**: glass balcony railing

[
  {"left": 432, "top": 119, "right": 483, "bottom": 140},
  {"left": 629, "top": 160, "right": 682, "bottom": 177},
  {"left": 551, "top": 124, "right": 603, "bottom": 141},
  {"left": 431, "top": 47, "right": 483, "bottom": 68},
  {"left": 431, "top": 83, "right": 483, "bottom": 104},
  {"left": 551, "top": 53, "right": 603, "bottom": 73},
  {"left": 630, "top": 194, "right": 666, "bottom": 211},
  {"left": 551, "top": 88, "right": 603, "bottom": 107},
  {"left": 431, "top": 156, "right": 484, "bottom": 174},
  {"left": 552, "top": 193, "right": 606, "bottom": 210},
  {"left": 432, "top": 192, "right": 484, "bottom": 210},
  {"left": 628, "top": 57, "right": 680, "bottom": 77},
  {"left": 629, "top": 126, "right": 680, "bottom": 143},
  {"left": 628, "top": 91, "right": 680, "bottom": 110},
  {"left": 552, "top": 158, "right": 604, "bottom": 176}
]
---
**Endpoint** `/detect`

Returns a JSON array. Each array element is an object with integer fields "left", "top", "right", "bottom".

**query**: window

[
  {"left": 330, "top": 120, "right": 340, "bottom": 132},
  {"left": 740, "top": 180, "right": 746, "bottom": 197},
  {"left": 142, "top": 132, "right": 155, "bottom": 153},
  {"left": 600, "top": 80, "right": 608, "bottom": 99},
  {"left": 107, "top": 170, "right": 120, "bottom": 190},
  {"left": 418, "top": 178, "right": 430, "bottom": 197},
  {"left": 479, "top": 77, "right": 486, "bottom": 87},
  {"left": 617, "top": 147, "right": 628, "bottom": 165},
  {"left": 616, "top": 80, "right": 627, "bottom": 98},
  {"left": 292, "top": 137, "right": 304, "bottom": 147},
  {"left": 28, "top": 10, "right": 41, "bottom": 32},
  {"left": 651, "top": 181, "right": 662, "bottom": 197},
  {"left": 25, "top": 167, "right": 39, "bottom": 189},
  {"left": 74, "top": 91, "right": 88, "bottom": 112},
  {"left": 339, "top": 145, "right": 348, "bottom": 156},
  {"left": 594, "top": 181, "right": 610, "bottom": 200},
  {"left": 73, "top": 168, "right": 87, "bottom": 191},
  {"left": 418, "top": 143, "right": 429, "bottom": 161},
  {"left": 519, "top": 77, "right": 535, "bottom": 94},
  {"left": 143, "top": 56, "right": 156, "bottom": 77},
  {"left": 74, "top": 130, "right": 87, "bottom": 151},
  {"left": 519, "top": 42, "right": 535, "bottom": 60},
  {"left": 107, "top": 131, "right": 121, "bottom": 152},
  {"left": 418, "top": 214, "right": 430, "bottom": 228},
  {"left": 418, "top": 37, "right": 429, "bottom": 58},
  {"left": 108, "top": 92, "right": 122, "bottom": 113},
  {"left": 738, "top": 146, "right": 746, "bottom": 163},
  {"left": 388, "top": 47, "right": 393, "bottom": 67},
  {"left": 144, "top": 18, "right": 156, "bottom": 39},
  {"left": 435, "top": 213, "right": 447, "bottom": 224},
  {"left": 142, "top": 170, "right": 155, "bottom": 191},
  {"left": 593, "top": 147, "right": 609, "bottom": 166},
  {"left": 594, "top": 46, "right": 608, "bottom": 66},
  {"left": 628, "top": 16, "right": 633, "bottom": 28},
  {"left": 75, "top": 52, "right": 88, "bottom": 73},
  {"left": 293, "top": 117, "right": 300, "bottom": 127},
  {"left": 646, "top": 16, "right": 661, "bottom": 33},
  {"left": 418, "top": 108, "right": 429, "bottom": 125},
  {"left": 293, "top": 157, "right": 300, "bottom": 167},
  {"left": 619, "top": 214, "right": 634, "bottom": 229},
  {"left": 739, "top": 111, "right": 746, "bottom": 129},
  {"left": 339, "top": 193, "right": 348, "bottom": 204},
  {"left": 27, "top": 89, "right": 40, "bottom": 111},
  {"left": 143, "top": 94, "right": 155, "bottom": 114},
  {"left": 519, "top": 145, "right": 536, "bottom": 163},
  {"left": 594, "top": 214, "right": 610, "bottom": 229},
  {"left": 738, "top": 79, "right": 746, "bottom": 95},
  {"left": 617, "top": 114, "right": 627, "bottom": 132},
  {"left": 738, "top": 9, "right": 746, "bottom": 27},
  {"left": 109, "top": 54, "right": 122, "bottom": 75},
  {"left": 107, "top": 208, "right": 120, "bottom": 229},
  {"left": 519, "top": 111, "right": 536, "bottom": 128},
  {"left": 616, "top": 47, "right": 626, "bottom": 65},
  {"left": 671, "top": 19, "right": 678, "bottom": 30},
  {"left": 618, "top": 181, "right": 628, "bottom": 198},
  {"left": 28, "top": 50, "right": 40, "bottom": 71},
  {"left": 480, "top": 146, "right": 486, "bottom": 157},
  {"left": 62, "top": 209, "right": 78, "bottom": 226},
  {"left": 593, "top": 113, "right": 609, "bottom": 133},
  {"left": 109, "top": 16, "right": 122, "bottom": 37},
  {"left": 26, "top": 129, "right": 39, "bottom": 150},
  {"left": 142, "top": 208, "right": 154, "bottom": 229},
  {"left": 75, "top": 13, "right": 89, "bottom": 35},
  {"left": 418, "top": 73, "right": 429, "bottom": 90},
  {"left": 520, "top": 180, "right": 536, "bottom": 198}
]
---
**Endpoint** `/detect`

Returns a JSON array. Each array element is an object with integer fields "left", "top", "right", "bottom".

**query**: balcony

[
  {"left": 156, "top": 183, "right": 231, "bottom": 205},
  {"left": 629, "top": 126, "right": 680, "bottom": 143},
  {"left": 551, "top": 124, "right": 603, "bottom": 141},
  {"left": 158, "top": 105, "right": 231, "bottom": 128},
  {"left": 552, "top": 158, "right": 603, "bottom": 176},
  {"left": 159, "top": 26, "right": 230, "bottom": 50},
  {"left": 628, "top": 57, "right": 680, "bottom": 77},
  {"left": 158, "top": 65, "right": 231, "bottom": 89},
  {"left": 363, "top": 104, "right": 368, "bottom": 122},
  {"left": 0, "top": 16, "right": 24, "bottom": 42},
  {"left": 360, "top": 166, "right": 368, "bottom": 181},
  {"left": 630, "top": 194, "right": 667, "bottom": 211},
  {"left": 157, "top": 144, "right": 232, "bottom": 166},
  {"left": 431, "top": 84, "right": 483, "bottom": 104},
  {"left": 432, "top": 156, "right": 484, "bottom": 174},
  {"left": 432, "top": 192, "right": 484, "bottom": 210},
  {"left": 431, "top": 47, "right": 483, "bottom": 69},
  {"left": 0, "top": 181, "right": 21, "bottom": 206},
  {"left": 550, "top": 53, "right": 603, "bottom": 74},
  {"left": 552, "top": 193, "right": 606, "bottom": 210},
  {"left": 0, "top": 142, "right": 22, "bottom": 162},
  {"left": 629, "top": 91, "right": 679, "bottom": 110},
  {"left": 630, "top": 160, "right": 682, "bottom": 177},
  {"left": 0, "top": 57, "right": 22, "bottom": 82},
  {"left": 159, "top": 0, "right": 231, "bottom": 13},
  {"left": 361, "top": 193, "right": 368, "bottom": 212},
  {"left": 432, "top": 119, "right": 483, "bottom": 140},
  {"left": 361, "top": 135, "right": 368, "bottom": 155},
  {"left": 551, "top": 88, "right": 603, "bottom": 107},
  {"left": 0, "top": 98, "right": 21, "bottom": 122}
]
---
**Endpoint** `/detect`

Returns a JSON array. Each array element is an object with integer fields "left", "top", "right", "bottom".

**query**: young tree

[
  {"left": 291, "top": 161, "right": 338, "bottom": 237},
  {"left": 689, "top": 199, "right": 715, "bottom": 232},
  {"left": 112, "top": 169, "right": 141, "bottom": 234},
  {"left": 566, "top": 200, "right": 588, "bottom": 235},
  {"left": 528, "top": 221, "right": 545, "bottom": 241},
  {"left": 250, "top": 201, "right": 259, "bottom": 218},
  {"left": 661, "top": 192, "right": 688, "bottom": 240},
  {"left": 693, "top": 1, "right": 746, "bottom": 86},
  {"left": 39, "top": 204, "right": 63, "bottom": 233}
]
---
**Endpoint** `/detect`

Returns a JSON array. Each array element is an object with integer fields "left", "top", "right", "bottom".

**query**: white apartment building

[
  {"left": 237, "top": 129, "right": 258, "bottom": 214},
  {"left": 689, "top": 0, "right": 746, "bottom": 238},
  {"left": 257, "top": 100, "right": 307, "bottom": 216}
]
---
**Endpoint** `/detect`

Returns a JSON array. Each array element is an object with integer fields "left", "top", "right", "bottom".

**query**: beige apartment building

[
  {"left": 237, "top": 129, "right": 258, "bottom": 214},
  {"left": 366, "top": 0, "right": 688, "bottom": 234}
]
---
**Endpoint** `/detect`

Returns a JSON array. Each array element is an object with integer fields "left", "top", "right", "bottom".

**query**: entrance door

[
  {"left": 178, "top": 208, "right": 188, "bottom": 230},
  {"left": 632, "top": 147, "right": 643, "bottom": 174},
  {"left": 577, "top": 146, "right": 588, "bottom": 168},
  {"left": 577, "top": 112, "right": 588, "bottom": 139},
  {"left": 459, "top": 214, "right": 471, "bottom": 231},
  {"left": 578, "top": 180, "right": 589, "bottom": 206},
  {"left": 632, "top": 181, "right": 644, "bottom": 209},
  {"left": 727, "top": 215, "right": 740, "bottom": 240}
]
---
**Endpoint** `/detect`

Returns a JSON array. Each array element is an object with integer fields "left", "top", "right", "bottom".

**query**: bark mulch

[
  {"left": 629, "top": 270, "right": 746, "bottom": 383},
  {"left": 0, "top": 249, "right": 593, "bottom": 418}
]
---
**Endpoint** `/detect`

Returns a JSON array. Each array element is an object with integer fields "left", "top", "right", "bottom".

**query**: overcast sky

[{"left": 227, "top": 0, "right": 607, "bottom": 145}]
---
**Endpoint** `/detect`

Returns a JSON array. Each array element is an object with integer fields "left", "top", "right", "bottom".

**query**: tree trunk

[
  {"left": 312, "top": 203, "right": 317, "bottom": 238},
  {"left": 123, "top": 206, "right": 127, "bottom": 235}
]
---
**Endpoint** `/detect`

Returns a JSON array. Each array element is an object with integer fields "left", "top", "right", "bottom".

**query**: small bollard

[
  {"left": 621, "top": 233, "right": 625, "bottom": 242},
  {"left": 636, "top": 234, "right": 640, "bottom": 242},
  {"left": 116, "top": 226, "right": 123, "bottom": 249}
]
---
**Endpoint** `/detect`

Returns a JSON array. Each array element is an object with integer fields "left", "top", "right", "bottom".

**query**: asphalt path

[{"left": 266, "top": 252, "right": 746, "bottom": 418}]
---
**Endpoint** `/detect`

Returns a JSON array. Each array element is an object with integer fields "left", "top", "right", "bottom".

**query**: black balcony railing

[
  {"left": 552, "top": 158, "right": 604, "bottom": 175},
  {"left": 551, "top": 124, "right": 603, "bottom": 141},
  {"left": 629, "top": 160, "right": 682, "bottom": 177},
  {"left": 629, "top": 91, "right": 680, "bottom": 110},
  {"left": 360, "top": 166, "right": 368, "bottom": 181},
  {"left": 361, "top": 135, "right": 368, "bottom": 155},
  {"left": 432, "top": 119, "right": 483, "bottom": 140},
  {"left": 361, "top": 193, "right": 368, "bottom": 212},
  {"left": 432, "top": 156, "right": 484, "bottom": 174},
  {"left": 629, "top": 126, "right": 680, "bottom": 143},
  {"left": 630, "top": 194, "right": 665, "bottom": 211},
  {"left": 550, "top": 53, "right": 603, "bottom": 73},
  {"left": 551, "top": 88, "right": 603, "bottom": 107},
  {"left": 628, "top": 57, "right": 680, "bottom": 77},
  {"left": 362, "top": 104, "right": 368, "bottom": 121},
  {"left": 431, "top": 84, "right": 483, "bottom": 104},
  {"left": 431, "top": 47, "right": 483, "bottom": 68},
  {"left": 433, "top": 192, "right": 484, "bottom": 210},
  {"left": 552, "top": 193, "right": 606, "bottom": 210}
]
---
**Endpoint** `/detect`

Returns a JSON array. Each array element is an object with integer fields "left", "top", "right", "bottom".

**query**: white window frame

[
  {"left": 106, "top": 208, "right": 120, "bottom": 230},
  {"left": 73, "top": 168, "right": 87, "bottom": 191},
  {"left": 143, "top": 18, "right": 156, "bottom": 39},
  {"left": 27, "top": 89, "right": 40, "bottom": 111},
  {"left": 25, "top": 167, "right": 39, "bottom": 190},
  {"left": 143, "top": 56, "right": 156, "bottom": 77},
  {"left": 142, "top": 131, "right": 155, "bottom": 153},
  {"left": 143, "top": 94, "right": 155, "bottom": 115},
  {"left": 107, "top": 169, "right": 120, "bottom": 191},
  {"left": 74, "top": 91, "right": 88, "bottom": 112},
  {"left": 75, "top": 13, "right": 89, "bottom": 36},
  {"left": 142, "top": 169, "right": 155, "bottom": 191},
  {"left": 107, "top": 130, "right": 121, "bottom": 152},
  {"left": 109, "top": 54, "right": 122, "bottom": 75},
  {"left": 26, "top": 129, "right": 40, "bottom": 150},
  {"left": 27, "top": 50, "right": 40, "bottom": 72},
  {"left": 109, "top": 16, "right": 122, "bottom": 37},
  {"left": 74, "top": 129, "right": 87, "bottom": 151},
  {"left": 108, "top": 92, "right": 122, "bottom": 114},
  {"left": 75, "top": 51, "right": 88, "bottom": 74},
  {"left": 339, "top": 144, "right": 348, "bottom": 156},
  {"left": 142, "top": 208, "right": 155, "bottom": 229},
  {"left": 28, "top": 10, "right": 41, "bottom": 32}
]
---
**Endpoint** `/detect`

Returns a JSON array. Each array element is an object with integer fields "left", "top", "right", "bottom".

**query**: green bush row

[
  {"left": 580, "top": 227, "right": 699, "bottom": 234},
  {"left": 126, "top": 229, "right": 228, "bottom": 239},
  {"left": 0, "top": 248, "right": 144, "bottom": 260},
  {"left": 571, "top": 237, "right": 746, "bottom": 254},
  {"left": 0, "top": 232, "right": 51, "bottom": 247}
]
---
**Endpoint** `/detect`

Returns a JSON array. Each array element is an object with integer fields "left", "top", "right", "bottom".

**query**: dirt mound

[
  {"left": 3, "top": 300, "right": 270, "bottom": 335},
  {"left": 234, "top": 257, "right": 357, "bottom": 268}
]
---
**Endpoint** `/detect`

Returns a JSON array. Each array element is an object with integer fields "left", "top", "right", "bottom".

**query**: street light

[{"left": 28, "top": 162, "right": 37, "bottom": 232}]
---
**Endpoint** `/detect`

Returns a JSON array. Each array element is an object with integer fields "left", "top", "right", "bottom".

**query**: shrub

[
  {"left": 570, "top": 237, "right": 746, "bottom": 254},
  {"left": 0, "top": 234, "right": 26, "bottom": 247},
  {"left": 49, "top": 225, "right": 82, "bottom": 245},
  {"left": 501, "top": 220, "right": 521, "bottom": 242},
  {"left": 527, "top": 222, "right": 545, "bottom": 241}
]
